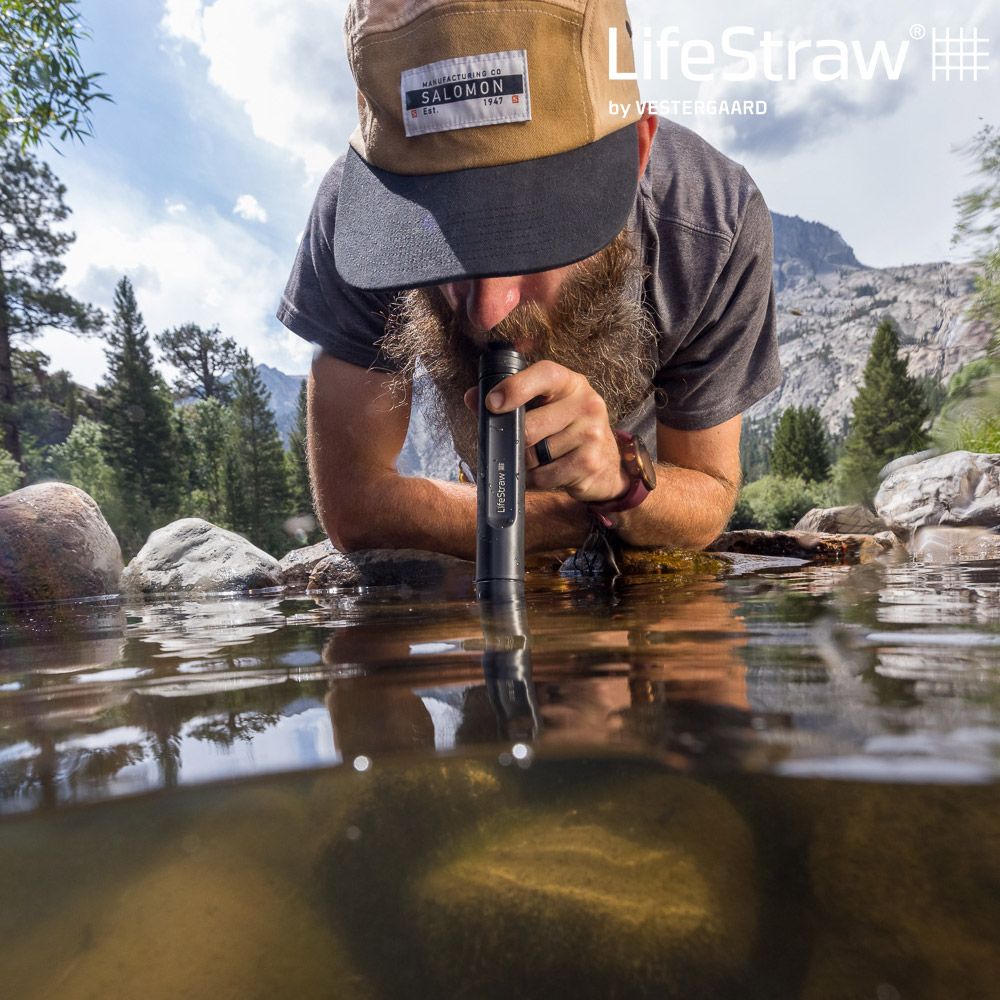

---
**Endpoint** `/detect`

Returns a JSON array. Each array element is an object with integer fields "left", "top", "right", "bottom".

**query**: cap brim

[{"left": 333, "top": 124, "right": 639, "bottom": 292}]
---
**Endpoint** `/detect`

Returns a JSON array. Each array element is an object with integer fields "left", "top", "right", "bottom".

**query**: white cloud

[
  {"left": 233, "top": 193, "right": 268, "bottom": 223},
  {"left": 160, "top": 0, "right": 358, "bottom": 177},
  {"left": 165, "top": 199, "right": 188, "bottom": 216},
  {"left": 40, "top": 163, "right": 312, "bottom": 388}
]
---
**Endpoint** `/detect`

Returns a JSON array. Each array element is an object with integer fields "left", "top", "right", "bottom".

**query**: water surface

[{"left": 1, "top": 557, "right": 999, "bottom": 998}]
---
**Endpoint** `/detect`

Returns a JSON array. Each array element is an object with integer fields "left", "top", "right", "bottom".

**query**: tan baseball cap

[{"left": 334, "top": 0, "right": 642, "bottom": 290}]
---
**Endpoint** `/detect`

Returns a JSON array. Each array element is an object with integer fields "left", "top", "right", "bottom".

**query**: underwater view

[{"left": 2, "top": 556, "right": 999, "bottom": 999}]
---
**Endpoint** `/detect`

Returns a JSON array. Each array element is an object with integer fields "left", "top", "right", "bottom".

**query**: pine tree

[
  {"left": 227, "top": 349, "right": 290, "bottom": 553},
  {"left": 771, "top": 405, "right": 831, "bottom": 482},
  {"left": 99, "top": 277, "right": 180, "bottom": 549},
  {"left": 184, "top": 398, "right": 231, "bottom": 524},
  {"left": 0, "top": 141, "right": 102, "bottom": 471},
  {"left": 837, "top": 318, "right": 929, "bottom": 501},
  {"left": 155, "top": 323, "right": 238, "bottom": 401}
]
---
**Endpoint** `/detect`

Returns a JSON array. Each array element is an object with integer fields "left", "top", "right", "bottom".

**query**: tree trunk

[{"left": 0, "top": 258, "right": 22, "bottom": 466}]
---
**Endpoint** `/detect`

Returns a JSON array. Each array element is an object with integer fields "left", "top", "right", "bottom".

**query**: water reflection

[{"left": 0, "top": 558, "right": 998, "bottom": 813}]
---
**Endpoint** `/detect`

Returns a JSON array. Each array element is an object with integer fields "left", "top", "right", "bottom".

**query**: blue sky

[{"left": 38, "top": 0, "right": 1000, "bottom": 388}]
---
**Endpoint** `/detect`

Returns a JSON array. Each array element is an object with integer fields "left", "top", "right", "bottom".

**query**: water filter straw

[{"left": 475, "top": 344, "right": 527, "bottom": 602}]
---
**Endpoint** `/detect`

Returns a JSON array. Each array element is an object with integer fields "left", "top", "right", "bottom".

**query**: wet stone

[
  {"left": 708, "top": 529, "right": 892, "bottom": 564},
  {"left": 908, "top": 525, "right": 1000, "bottom": 563},
  {"left": 120, "top": 517, "right": 281, "bottom": 594},
  {"left": 278, "top": 538, "right": 338, "bottom": 589},
  {"left": 795, "top": 504, "right": 886, "bottom": 535},
  {"left": 801, "top": 783, "right": 1000, "bottom": 1000},
  {"left": 409, "top": 773, "right": 757, "bottom": 999},
  {"left": 0, "top": 482, "right": 123, "bottom": 605},
  {"left": 308, "top": 548, "right": 474, "bottom": 590}
]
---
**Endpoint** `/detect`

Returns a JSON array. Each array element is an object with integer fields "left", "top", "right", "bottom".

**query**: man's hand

[{"left": 463, "top": 360, "right": 629, "bottom": 504}]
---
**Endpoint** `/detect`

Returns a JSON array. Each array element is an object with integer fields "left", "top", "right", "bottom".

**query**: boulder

[
  {"left": 708, "top": 529, "right": 892, "bottom": 564},
  {"left": 120, "top": 518, "right": 281, "bottom": 594},
  {"left": 875, "top": 450, "right": 1000, "bottom": 531},
  {"left": 409, "top": 774, "right": 757, "bottom": 998},
  {"left": 278, "top": 538, "right": 338, "bottom": 589},
  {"left": 794, "top": 504, "right": 885, "bottom": 534},
  {"left": 0, "top": 482, "right": 123, "bottom": 605},
  {"left": 308, "top": 547, "right": 474, "bottom": 590},
  {"left": 802, "top": 782, "right": 1000, "bottom": 999},
  {"left": 908, "top": 525, "right": 1000, "bottom": 563}
]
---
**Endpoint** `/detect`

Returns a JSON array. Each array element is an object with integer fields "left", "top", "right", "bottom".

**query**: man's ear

[{"left": 637, "top": 110, "right": 658, "bottom": 177}]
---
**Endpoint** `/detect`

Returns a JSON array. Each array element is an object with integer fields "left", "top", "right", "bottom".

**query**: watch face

[{"left": 634, "top": 437, "right": 657, "bottom": 490}]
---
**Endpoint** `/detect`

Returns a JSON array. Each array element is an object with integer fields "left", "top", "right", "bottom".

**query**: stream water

[{"left": 1, "top": 556, "right": 999, "bottom": 998}]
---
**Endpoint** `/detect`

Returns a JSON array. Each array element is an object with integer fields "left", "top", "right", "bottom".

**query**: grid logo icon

[{"left": 931, "top": 27, "right": 991, "bottom": 80}]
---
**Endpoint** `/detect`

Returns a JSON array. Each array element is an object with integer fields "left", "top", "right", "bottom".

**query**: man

[{"left": 277, "top": 0, "right": 781, "bottom": 560}]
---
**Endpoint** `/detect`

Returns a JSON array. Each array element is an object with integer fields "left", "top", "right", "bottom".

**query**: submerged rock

[
  {"left": 708, "top": 529, "right": 892, "bottom": 564},
  {"left": 794, "top": 504, "right": 885, "bottom": 535},
  {"left": 802, "top": 783, "right": 1000, "bottom": 1000},
  {"left": 0, "top": 482, "right": 123, "bottom": 605},
  {"left": 875, "top": 450, "right": 1000, "bottom": 531},
  {"left": 410, "top": 774, "right": 756, "bottom": 999},
  {"left": 120, "top": 518, "right": 281, "bottom": 594},
  {"left": 320, "top": 762, "right": 756, "bottom": 998}
]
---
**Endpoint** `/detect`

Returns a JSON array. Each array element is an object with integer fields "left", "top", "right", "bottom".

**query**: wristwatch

[{"left": 588, "top": 430, "right": 657, "bottom": 528}]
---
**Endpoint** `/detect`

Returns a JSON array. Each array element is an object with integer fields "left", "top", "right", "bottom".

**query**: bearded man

[{"left": 277, "top": 0, "right": 781, "bottom": 559}]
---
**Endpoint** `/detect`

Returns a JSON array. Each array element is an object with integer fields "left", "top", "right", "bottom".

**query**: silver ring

[{"left": 535, "top": 437, "right": 554, "bottom": 466}]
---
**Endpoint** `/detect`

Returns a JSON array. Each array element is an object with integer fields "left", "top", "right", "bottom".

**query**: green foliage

[
  {"left": 953, "top": 414, "right": 1000, "bottom": 454},
  {"left": 945, "top": 356, "right": 999, "bottom": 401},
  {"left": 48, "top": 416, "right": 122, "bottom": 521},
  {"left": 155, "top": 323, "right": 238, "bottom": 402},
  {"left": 837, "top": 318, "right": 929, "bottom": 503},
  {"left": 729, "top": 475, "right": 836, "bottom": 531},
  {"left": 226, "top": 349, "right": 291, "bottom": 555},
  {"left": 953, "top": 124, "right": 1000, "bottom": 260},
  {"left": 0, "top": 444, "right": 21, "bottom": 494},
  {"left": 0, "top": 0, "right": 111, "bottom": 148},
  {"left": 0, "top": 139, "right": 102, "bottom": 464},
  {"left": 98, "top": 277, "right": 181, "bottom": 553},
  {"left": 770, "top": 405, "right": 831, "bottom": 481}
]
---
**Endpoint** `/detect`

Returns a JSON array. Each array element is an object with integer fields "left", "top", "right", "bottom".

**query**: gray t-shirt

[{"left": 277, "top": 117, "right": 781, "bottom": 436}]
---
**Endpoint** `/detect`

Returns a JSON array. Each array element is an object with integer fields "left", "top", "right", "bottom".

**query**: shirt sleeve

[
  {"left": 654, "top": 180, "right": 782, "bottom": 430},
  {"left": 276, "top": 157, "right": 400, "bottom": 372}
]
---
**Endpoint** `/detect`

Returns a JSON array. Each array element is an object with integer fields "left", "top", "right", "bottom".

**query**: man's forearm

[
  {"left": 328, "top": 473, "right": 592, "bottom": 560},
  {"left": 323, "top": 463, "right": 733, "bottom": 558},
  {"left": 610, "top": 462, "right": 737, "bottom": 550}
]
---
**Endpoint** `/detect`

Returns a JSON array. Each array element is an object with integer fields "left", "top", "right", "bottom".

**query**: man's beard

[{"left": 378, "top": 226, "right": 659, "bottom": 471}]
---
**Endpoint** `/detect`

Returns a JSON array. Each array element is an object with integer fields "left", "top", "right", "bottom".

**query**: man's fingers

[
  {"left": 523, "top": 395, "right": 578, "bottom": 451},
  {"left": 486, "top": 360, "right": 584, "bottom": 412},
  {"left": 463, "top": 387, "right": 478, "bottom": 412}
]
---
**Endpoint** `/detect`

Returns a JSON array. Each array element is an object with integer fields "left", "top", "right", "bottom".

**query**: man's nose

[{"left": 447, "top": 277, "right": 523, "bottom": 334}]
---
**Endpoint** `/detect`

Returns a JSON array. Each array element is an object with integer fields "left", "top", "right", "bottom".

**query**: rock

[
  {"left": 714, "top": 552, "right": 809, "bottom": 575},
  {"left": 120, "top": 518, "right": 281, "bottom": 594},
  {"left": 708, "top": 529, "right": 890, "bottom": 564},
  {"left": 878, "top": 448, "right": 939, "bottom": 480},
  {"left": 0, "top": 482, "right": 123, "bottom": 604},
  {"left": 309, "top": 547, "right": 474, "bottom": 590},
  {"left": 409, "top": 774, "right": 756, "bottom": 998},
  {"left": 909, "top": 525, "right": 1000, "bottom": 563},
  {"left": 278, "top": 538, "right": 337, "bottom": 588},
  {"left": 875, "top": 450, "right": 1000, "bottom": 531},
  {"left": 794, "top": 504, "right": 885, "bottom": 535},
  {"left": 802, "top": 783, "right": 1000, "bottom": 999}
]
